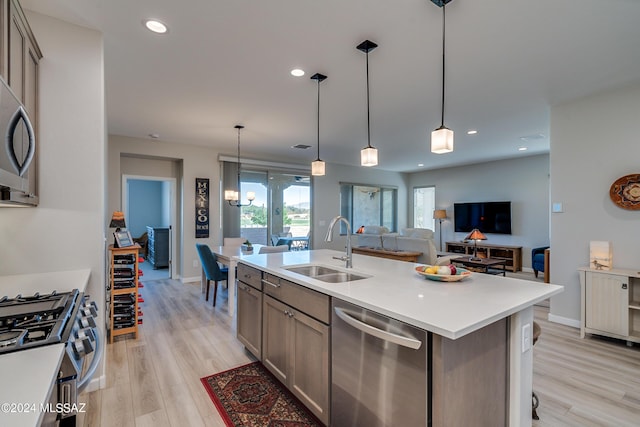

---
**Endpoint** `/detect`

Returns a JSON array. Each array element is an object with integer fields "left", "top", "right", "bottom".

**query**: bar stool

[{"left": 532, "top": 321, "right": 541, "bottom": 420}]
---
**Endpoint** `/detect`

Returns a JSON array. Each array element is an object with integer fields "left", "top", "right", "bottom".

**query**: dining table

[{"left": 205, "top": 244, "right": 263, "bottom": 316}]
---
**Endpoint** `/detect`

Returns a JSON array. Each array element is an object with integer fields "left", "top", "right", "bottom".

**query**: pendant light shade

[
  {"left": 310, "top": 73, "right": 327, "bottom": 176},
  {"left": 225, "top": 125, "right": 255, "bottom": 207},
  {"left": 431, "top": 125, "right": 454, "bottom": 154},
  {"left": 360, "top": 147, "right": 378, "bottom": 167},
  {"left": 431, "top": 0, "right": 454, "bottom": 154},
  {"left": 357, "top": 40, "right": 378, "bottom": 167},
  {"left": 311, "top": 160, "right": 326, "bottom": 176}
]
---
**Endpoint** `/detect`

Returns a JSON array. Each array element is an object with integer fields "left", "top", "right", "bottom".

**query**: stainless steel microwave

[{"left": 0, "top": 76, "right": 38, "bottom": 206}]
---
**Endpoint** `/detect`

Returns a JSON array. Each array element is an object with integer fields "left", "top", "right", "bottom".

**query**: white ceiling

[{"left": 22, "top": 0, "right": 640, "bottom": 172}]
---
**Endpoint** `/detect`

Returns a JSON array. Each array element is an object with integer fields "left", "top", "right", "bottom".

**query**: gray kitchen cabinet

[
  {"left": 236, "top": 263, "right": 262, "bottom": 359},
  {"left": 1, "top": 0, "right": 42, "bottom": 200},
  {"left": 146, "top": 226, "right": 169, "bottom": 269},
  {"left": 261, "top": 274, "right": 330, "bottom": 425}
]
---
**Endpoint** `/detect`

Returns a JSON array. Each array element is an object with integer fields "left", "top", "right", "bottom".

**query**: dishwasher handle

[{"left": 334, "top": 307, "right": 422, "bottom": 350}]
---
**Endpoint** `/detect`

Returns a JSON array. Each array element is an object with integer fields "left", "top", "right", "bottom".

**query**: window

[
  {"left": 339, "top": 183, "right": 397, "bottom": 234},
  {"left": 413, "top": 186, "right": 435, "bottom": 230}
]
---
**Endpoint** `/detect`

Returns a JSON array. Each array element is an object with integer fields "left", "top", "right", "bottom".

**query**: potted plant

[{"left": 241, "top": 239, "right": 253, "bottom": 252}]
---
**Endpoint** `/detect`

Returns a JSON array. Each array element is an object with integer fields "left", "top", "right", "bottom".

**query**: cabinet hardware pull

[{"left": 262, "top": 279, "right": 280, "bottom": 288}]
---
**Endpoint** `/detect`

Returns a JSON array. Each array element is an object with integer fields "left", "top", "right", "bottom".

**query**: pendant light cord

[
  {"left": 316, "top": 80, "right": 321, "bottom": 160},
  {"left": 236, "top": 126, "right": 242, "bottom": 190},
  {"left": 441, "top": 2, "right": 446, "bottom": 127},
  {"left": 366, "top": 50, "right": 372, "bottom": 148}
]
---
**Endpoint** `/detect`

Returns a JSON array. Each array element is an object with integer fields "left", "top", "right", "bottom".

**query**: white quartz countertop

[
  {"left": 236, "top": 249, "right": 563, "bottom": 339},
  {"left": 0, "top": 269, "right": 91, "bottom": 427},
  {"left": 0, "top": 269, "right": 91, "bottom": 296}
]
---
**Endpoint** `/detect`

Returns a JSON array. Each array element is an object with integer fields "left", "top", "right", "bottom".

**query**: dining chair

[
  {"left": 259, "top": 245, "right": 290, "bottom": 254},
  {"left": 224, "top": 237, "right": 245, "bottom": 247},
  {"left": 195, "top": 243, "right": 229, "bottom": 306}
]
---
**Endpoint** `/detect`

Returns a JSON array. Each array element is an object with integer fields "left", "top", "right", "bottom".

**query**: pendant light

[
  {"left": 431, "top": 0, "right": 454, "bottom": 154},
  {"left": 357, "top": 40, "right": 379, "bottom": 167},
  {"left": 310, "top": 73, "right": 327, "bottom": 176},
  {"left": 224, "top": 125, "right": 255, "bottom": 207}
]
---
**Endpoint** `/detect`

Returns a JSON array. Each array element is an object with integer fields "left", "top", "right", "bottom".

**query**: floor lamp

[{"left": 433, "top": 209, "right": 447, "bottom": 251}]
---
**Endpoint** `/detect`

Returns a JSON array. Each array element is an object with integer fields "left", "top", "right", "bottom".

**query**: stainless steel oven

[{"left": 0, "top": 289, "right": 102, "bottom": 426}]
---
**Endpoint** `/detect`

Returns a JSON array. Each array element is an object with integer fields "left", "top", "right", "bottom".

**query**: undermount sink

[{"left": 285, "top": 265, "right": 369, "bottom": 283}]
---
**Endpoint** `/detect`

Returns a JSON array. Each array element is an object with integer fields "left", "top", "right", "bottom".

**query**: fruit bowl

[{"left": 415, "top": 265, "right": 472, "bottom": 282}]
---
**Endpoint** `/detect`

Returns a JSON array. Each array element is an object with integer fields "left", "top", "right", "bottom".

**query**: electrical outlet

[
  {"left": 193, "top": 259, "right": 198, "bottom": 268},
  {"left": 522, "top": 323, "right": 531, "bottom": 353}
]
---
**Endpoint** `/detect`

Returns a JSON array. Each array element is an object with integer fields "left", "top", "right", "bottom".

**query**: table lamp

[
  {"left": 109, "top": 211, "right": 126, "bottom": 247},
  {"left": 464, "top": 228, "right": 487, "bottom": 261},
  {"left": 433, "top": 209, "right": 448, "bottom": 251}
]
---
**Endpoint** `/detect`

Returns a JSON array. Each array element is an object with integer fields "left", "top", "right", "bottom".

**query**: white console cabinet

[{"left": 579, "top": 267, "right": 640, "bottom": 345}]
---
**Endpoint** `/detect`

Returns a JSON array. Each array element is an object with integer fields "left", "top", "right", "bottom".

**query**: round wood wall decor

[{"left": 610, "top": 174, "right": 640, "bottom": 210}]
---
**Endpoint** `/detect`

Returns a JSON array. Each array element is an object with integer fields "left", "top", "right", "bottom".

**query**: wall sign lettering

[{"left": 195, "top": 178, "right": 210, "bottom": 238}]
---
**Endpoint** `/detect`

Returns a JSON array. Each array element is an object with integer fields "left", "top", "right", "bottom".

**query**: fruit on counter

[
  {"left": 437, "top": 265, "right": 451, "bottom": 275},
  {"left": 419, "top": 265, "right": 457, "bottom": 275}
]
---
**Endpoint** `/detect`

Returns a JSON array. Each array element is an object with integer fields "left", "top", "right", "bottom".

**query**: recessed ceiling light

[
  {"left": 418, "top": 163, "right": 424, "bottom": 167},
  {"left": 291, "top": 69, "right": 305, "bottom": 77},
  {"left": 144, "top": 19, "right": 168, "bottom": 34},
  {"left": 518, "top": 147, "right": 528, "bottom": 151},
  {"left": 148, "top": 133, "right": 160, "bottom": 139},
  {"left": 467, "top": 130, "right": 478, "bottom": 135}
]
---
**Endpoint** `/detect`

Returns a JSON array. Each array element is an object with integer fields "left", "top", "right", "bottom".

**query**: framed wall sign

[{"left": 196, "top": 178, "right": 210, "bottom": 238}]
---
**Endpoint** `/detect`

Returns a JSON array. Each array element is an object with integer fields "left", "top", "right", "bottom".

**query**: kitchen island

[{"left": 235, "top": 249, "right": 563, "bottom": 427}]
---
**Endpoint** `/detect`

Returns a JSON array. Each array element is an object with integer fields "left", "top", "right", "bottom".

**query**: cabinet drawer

[
  {"left": 263, "top": 273, "right": 330, "bottom": 324},
  {"left": 238, "top": 263, "right": 263, "bottom": 290}
]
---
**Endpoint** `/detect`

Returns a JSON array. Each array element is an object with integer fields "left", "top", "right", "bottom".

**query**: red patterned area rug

[{"left": 201, "top": 361, "right": 323, "bottom": 427}]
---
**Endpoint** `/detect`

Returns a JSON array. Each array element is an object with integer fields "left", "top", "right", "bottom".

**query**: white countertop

[
  {"left": 236, "top": 249, "right": 563, "bottom": 339},
  {"left": 0, "top": 269, "right": 91, "bottom": 427},
  {"left": 0, "top": 269, "right": 91, "bottom": 296}
]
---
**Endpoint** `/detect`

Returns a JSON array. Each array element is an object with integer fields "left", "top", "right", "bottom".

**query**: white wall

[
  {"left": 109, "top": 135, "right": 220, "bottom": 282},
  {"left": 312, "top": 163, "right": 409, "bottom": 251},
  {"left": 408, "top": 154, "right": 550, "bottom": 269},
  {"left": 0, "top": 12, "right": 106, "bottom": 384},
  {"left": 549, "top": 82, "right": 640, "bottom": 324}
]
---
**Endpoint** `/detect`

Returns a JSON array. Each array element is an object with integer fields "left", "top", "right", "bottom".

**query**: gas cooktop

[{"left": 0, "top": 289, "right": 79, "bottom": 354}]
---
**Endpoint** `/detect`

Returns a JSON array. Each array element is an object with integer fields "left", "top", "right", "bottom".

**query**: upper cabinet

[
  {"left": 1, "top": 0, "right": 42, "bottom": 113},
  {"left": 0, "top": 0, "right": 42, "bottom": 202}
]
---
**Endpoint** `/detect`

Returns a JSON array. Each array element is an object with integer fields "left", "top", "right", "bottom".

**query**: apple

[{"left": 448, "top": 264, "right": 457, "bottom": 275}]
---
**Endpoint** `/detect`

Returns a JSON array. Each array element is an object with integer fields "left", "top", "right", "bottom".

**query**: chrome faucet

[{"left": 324, "top": 215, "right": 353, "bottom": 268}]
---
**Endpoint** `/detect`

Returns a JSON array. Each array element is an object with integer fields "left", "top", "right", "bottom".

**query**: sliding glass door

[{"left": 225, "top": 166, "right": 310, "bottom": 247}]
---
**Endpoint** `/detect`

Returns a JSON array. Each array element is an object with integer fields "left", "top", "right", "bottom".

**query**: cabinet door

[
  {"left": 262, "top": 295, "right": 291, "bottom": 384},
  {"left": 289, "top": 309, "right": 330, "bottom": 425},
  {"left": 585, "top": 272, "right": 629, "bottom": 336},
  {"left": 237, "top": 282, "right": 262, "bottom": 359},
  {"left": 8, "top": 0, "right": 24, "bottom": 100}
]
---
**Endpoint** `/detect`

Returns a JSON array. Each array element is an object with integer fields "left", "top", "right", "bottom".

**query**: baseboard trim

[
  {"left": 182, "top": 276, "right": 200, "bottom": 284},
  {"left": 548, "top": 313, "right": 580, "bottom": 328},
  {"left": 84, "top": 374, "right": 106, "bottom": 393}
]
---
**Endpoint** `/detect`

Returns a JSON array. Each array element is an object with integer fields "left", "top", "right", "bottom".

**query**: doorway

[{"left": 122, "top": 175, "right": 177, "bottom": 280}]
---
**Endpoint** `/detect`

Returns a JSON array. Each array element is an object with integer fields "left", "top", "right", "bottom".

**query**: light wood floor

[{"left": 81, "top": 276, "right": 640, "bottom": 426}]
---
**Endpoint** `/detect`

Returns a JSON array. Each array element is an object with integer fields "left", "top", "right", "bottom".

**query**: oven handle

[{"left": 77, "top": 326, "right": 103, "bottom": 393}]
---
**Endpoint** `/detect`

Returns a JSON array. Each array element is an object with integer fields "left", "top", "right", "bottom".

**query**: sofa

[{"left": 357, "top": 226, "right": 452, "bottom": 265}]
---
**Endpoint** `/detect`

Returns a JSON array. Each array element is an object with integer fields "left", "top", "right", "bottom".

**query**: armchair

[{"left": 532, "top": 246, "right": 550, "bottom": 279}]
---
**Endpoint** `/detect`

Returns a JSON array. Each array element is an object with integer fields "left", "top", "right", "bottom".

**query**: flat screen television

[{"left": 454, "top": 201, "right": 512, "bottom": 234}]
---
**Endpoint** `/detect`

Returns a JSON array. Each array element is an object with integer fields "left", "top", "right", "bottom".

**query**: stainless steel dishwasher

[{"left": 331, "top": 298, "right": 429, "bottom": 427}]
